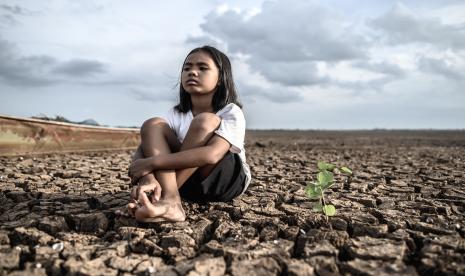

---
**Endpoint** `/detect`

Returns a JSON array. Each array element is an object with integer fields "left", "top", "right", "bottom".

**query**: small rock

[
  {"left": 191, "top": 219, "right": 214, "bottom": 245},
  {"left": 341, "top": 258, "right": 418, "bottom": 276},
  {"left": 330, "top": 217, "right": 348, "bottom": 231},
  {"left": 259, "top": 225, "right": 278, "bottom": 241},
  {"left": 133, "top": 257, "right": 166, "bottom": 275},
  {"left": 72, "top": 212, "right": 109, "bottom": 234},
  {"left": 38, "top": 216, "right": 69, "bottom": 235},
  {"left": 0, "top": 230, "right": 10, "bottom": 245},
  {"left": 63, "top": 256, "right": 118, "bottom": 276},
  {"left": 351, "top": 222, "right": 388, "bottom": 238},
  {"left": 159, "top": 232, "right": 196, "bottom": 249},
  {"left": 187, "top": 256, "right": 226, "bottom": 276},
  {"left": 286, "top": 259, "right": 315, "bottom": 276},
  {"left": 107, "top": 255, "right": 142, "bottom": 272},
  {"left": 11, "top": 227, "right": 54, "bottom": 246},
  {"left": 52, "top": 242, "right": 64, "bottom": 252},
  {"left": 35, "top": 245, "right": 60, "bottom": 269},
  {"left": 347, "top": 236, "right": 408, "bottom": 261},
  {"left": 230, "top": 257, "right": 281, "bottom": 276},
  {"left": 0, "top": 247, "right": 21, "bottom": 270},
  {"left": 302, "top": 240, "right": 339, "bottom": 258}
]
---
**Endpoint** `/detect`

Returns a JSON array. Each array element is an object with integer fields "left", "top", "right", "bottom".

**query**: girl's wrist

[{"left": 149, "top": 156, "right": 158, "bottom": 170}]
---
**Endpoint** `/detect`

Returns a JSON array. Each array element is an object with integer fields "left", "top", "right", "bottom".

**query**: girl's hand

[
  {"left": 129, "top": 174, "right": 156, "bottom": 201},
  {"left": 134, "top": 174, "right": 162, "bottom": 203},
  {"left": 128, "top": 157, "right": 155, "bottom": 181}
]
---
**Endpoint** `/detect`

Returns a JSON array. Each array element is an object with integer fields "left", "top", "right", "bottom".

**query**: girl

[{"left": 126, "top": 46, "right": 251, "bottom": 222}]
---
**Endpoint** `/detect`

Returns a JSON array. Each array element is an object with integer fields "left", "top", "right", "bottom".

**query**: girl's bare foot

[
  {"left": 115, "top": 199, "right": 139, "bottom": 217},
  {"left": 134, "top": 193, "right": 186, "bottom": 223}
]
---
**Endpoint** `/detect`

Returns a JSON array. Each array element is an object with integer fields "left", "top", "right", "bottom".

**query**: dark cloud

[
  {"left": 1, "top": 13, "right": 17, "bottom": 25},
  {"left": 1, "top": 4, "right": 28, "bottom": 15},
  {"left": 418, "top": 56, "right": 464, "bottom": 80},
  {"left": 52, "top": 59, "right": 106, "bottom": 77},
  {"left": 0, "top": 38, "right": 108, "bottom": 87},
  {"left": 237, "top": 81, "right": 303, "bottom": 103},
  {"left": 354, "top": 61, "right": 406, "bottom": 78},
  {"left": 131, "top": 88, "right": 176, "bottom": 102},
  {"left": 0, "top": 38, "right": 57, "bottom": 86},
  {"left": 195, "top": 0, "right": 367, "bottom": 86},
  {"left": 371, "top": 4, "right": 465, "bottom": 49},
  {"left": 250, "top": 58, "right": 329, "bottom": 87},
  {"left": 325, "top": 59, "right": 409, "bottom": 93}
]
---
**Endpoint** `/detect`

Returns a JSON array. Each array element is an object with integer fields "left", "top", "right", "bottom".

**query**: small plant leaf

[
  {"left": 323, "top": 204, "right": 336, "bottom": 216},
  {"left": 305, "top": 183, "right": 322, "bottom": 199},
  {"left": 312, "top": 203, "right": 323, "bottom": 212},
  {"left": 340, "top": 167, "right": 353, "bottom": 175},
  {"left": 318, "top": 162, "right": 336, "bottom": 171},
  {"left": 317, "top": 170, "right": 334, "bottom": 186}
]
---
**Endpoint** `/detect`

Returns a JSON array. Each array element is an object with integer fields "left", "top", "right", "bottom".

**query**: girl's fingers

[
  {"left": 136, "top": 181, "right": 151, "bottom": 197},
  {"left": 138, "top": 182, "right": 157, "bottom": 194},
  {"left": 130, "top": 186, "right": 138, "bottom": 201},
  {"left": 138, "top": 190, "right": 151, "bottom": 206},
  {"left": 153, "top": 184, "right": 162, "bottom": 202},
  {"left": 127, "top": 202, "right": 138, "bottom": 217}
]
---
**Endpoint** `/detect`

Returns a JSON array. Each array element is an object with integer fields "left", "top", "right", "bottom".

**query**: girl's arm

[
  {"left": 151, "top": 135, "right": 231, "bottom": 170},
  {"left": 128, "top": 134, "right": 231, "bottom": 179}
]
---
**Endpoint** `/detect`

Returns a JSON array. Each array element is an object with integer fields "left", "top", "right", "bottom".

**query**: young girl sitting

[{"left": 126, "top": 46, "right": 251, "bottom": 222}]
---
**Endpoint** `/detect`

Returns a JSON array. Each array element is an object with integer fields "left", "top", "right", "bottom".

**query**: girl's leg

[
  {"left": 135, "top": 117, "right": 185, "bottom": 221},
  {"left": 175, "top": 112, "right": 222, "bottom": 187},
  {"left": 134, "top": 113, "right": 222, "bottom": 221}
]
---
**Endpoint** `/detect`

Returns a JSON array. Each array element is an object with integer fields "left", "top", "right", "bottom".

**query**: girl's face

[{"left": 181, "top": 51, "right": 220, "bottom": 95}]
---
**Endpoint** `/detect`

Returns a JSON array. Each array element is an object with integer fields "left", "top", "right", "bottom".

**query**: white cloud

[
  {"left": 0, "top": 0, "right": 464, "bottom": 128},
  {"left": 371, "top": 3, "right": 465, "bottom": 50}
]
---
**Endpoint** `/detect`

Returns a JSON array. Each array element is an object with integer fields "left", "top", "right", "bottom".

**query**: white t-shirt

[{"left": 162, "top": 103, "right": 251, "bottom": 193}]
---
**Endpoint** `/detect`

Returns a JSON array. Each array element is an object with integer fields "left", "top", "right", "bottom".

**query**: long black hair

[{"left": 174, "top": 45, "right": 242, "bottom": 113}]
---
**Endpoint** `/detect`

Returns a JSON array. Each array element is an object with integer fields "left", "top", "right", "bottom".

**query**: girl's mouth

[{"left": 186, "top": 79, "right": 199, "bottom": 85}]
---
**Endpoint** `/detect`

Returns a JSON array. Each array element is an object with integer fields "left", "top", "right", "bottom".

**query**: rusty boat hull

[{"left": 0, "top": 115, "right": 140, "bottom": 156}]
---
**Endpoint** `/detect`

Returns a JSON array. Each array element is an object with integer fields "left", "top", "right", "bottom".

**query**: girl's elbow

[{"left": 205, "top": 150, "right": 225, "bottom": 165}]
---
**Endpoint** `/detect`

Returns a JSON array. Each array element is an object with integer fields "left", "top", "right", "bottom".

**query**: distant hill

[
  {"left": 31, "top": 115, "right": 139, "bottom": 128},
  {"left": 78, "top": 119, "right": 99, "bottom": 126},
  {"left": 32, "top": 115, "right": 100, "bottom": 126}
]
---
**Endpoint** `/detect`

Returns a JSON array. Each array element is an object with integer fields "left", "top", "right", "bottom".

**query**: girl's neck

[{"left": 191, "top": 93, "right": 214, "bottom": 116}]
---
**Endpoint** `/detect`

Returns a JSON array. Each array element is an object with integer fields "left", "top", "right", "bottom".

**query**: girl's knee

[
  {"left": 191, "top": 113, "right": 221, "bottom": 132},
  {"left": 140, "top": 117, "right": 167, "bottom": 134}
]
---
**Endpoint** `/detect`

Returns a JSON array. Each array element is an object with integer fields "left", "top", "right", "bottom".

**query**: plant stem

[{"left": 321, "top": 189, "right": 328, "bottom": 223}]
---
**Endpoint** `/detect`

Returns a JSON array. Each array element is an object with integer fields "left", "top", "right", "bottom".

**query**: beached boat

[{"left": 0, "top": 115, "right": 140, "bottom": 156}]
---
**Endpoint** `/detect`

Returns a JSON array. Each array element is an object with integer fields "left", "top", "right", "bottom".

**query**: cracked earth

[{"left": 1, "top": 130, "right": 464, "bottom": 275}]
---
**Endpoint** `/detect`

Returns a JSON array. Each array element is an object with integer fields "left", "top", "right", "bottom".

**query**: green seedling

[{"left": 305, "top": 162, "right": 353, "bottom": 220}]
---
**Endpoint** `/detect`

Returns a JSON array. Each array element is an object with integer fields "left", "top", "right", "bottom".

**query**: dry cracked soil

[{"left": 1, "top": 130, "right": 465, "bottom": 276}]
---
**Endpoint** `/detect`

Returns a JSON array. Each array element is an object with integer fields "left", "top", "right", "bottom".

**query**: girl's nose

[{"left": 188, "top": 70, "right": 198, "bottom": 77}]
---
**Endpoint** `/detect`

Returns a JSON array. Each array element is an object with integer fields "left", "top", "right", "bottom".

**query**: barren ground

[{"left": 1, "top": 130, "right": 465, "bottom": 275}]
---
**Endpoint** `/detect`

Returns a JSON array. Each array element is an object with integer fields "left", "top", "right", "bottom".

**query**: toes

[
  {"left": 135, "top": 206, "right": 152, "bottom": 221},
  {"left": 127, "top": 202, "right": 139, "bottom": 217}
]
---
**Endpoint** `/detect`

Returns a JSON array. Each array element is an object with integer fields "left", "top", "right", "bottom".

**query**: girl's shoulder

[
  {"left": 218, "top": 103, "right": 242, "bottom": 114},
  {"left": 217, "top": 103, "right": 245, "bottom": 122}
]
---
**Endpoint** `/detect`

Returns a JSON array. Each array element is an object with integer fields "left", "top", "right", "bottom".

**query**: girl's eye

[
  {"left": 200, "top": 67, "right": 209, "bottom": 71},
  {"left": 183, "top": 67, "right": 190, "bottom": 71}
]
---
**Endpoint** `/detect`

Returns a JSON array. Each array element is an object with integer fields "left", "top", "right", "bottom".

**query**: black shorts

[{"left": 179, "top": 151, "right": 246, "bottom": 202}]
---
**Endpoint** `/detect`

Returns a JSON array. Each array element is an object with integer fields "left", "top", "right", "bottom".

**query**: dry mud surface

[{"left": 1, "top": 130, "right": 465, "bottom": 275}]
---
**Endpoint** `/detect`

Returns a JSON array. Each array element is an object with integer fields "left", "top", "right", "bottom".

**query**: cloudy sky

[{"left": 1, "top": 0, "right": 464, "bottom": 129}]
